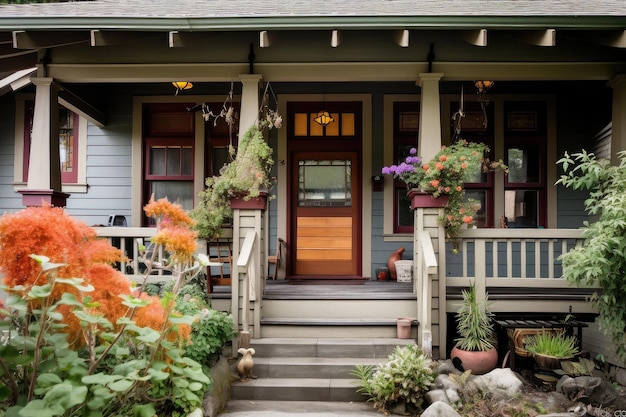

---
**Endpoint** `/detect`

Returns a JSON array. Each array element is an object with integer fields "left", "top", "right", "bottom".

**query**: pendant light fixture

[{"left": 172, "top": 81, "right": 193, "bottom": 95}]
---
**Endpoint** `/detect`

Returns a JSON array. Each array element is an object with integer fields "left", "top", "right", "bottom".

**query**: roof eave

[{"left": 0, "top": 15, "right": 625, "bottom": 32}]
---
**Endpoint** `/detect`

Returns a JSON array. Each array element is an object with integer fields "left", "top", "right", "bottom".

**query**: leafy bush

[
  {"left": 556, "top": 150, "right": 626, "bottom": 363},
  {"left": 0, "top": 200, "right": 228, "bottom": 416},
  {"left": 352, "top": 344, "right": 436, "bottom": 414}
]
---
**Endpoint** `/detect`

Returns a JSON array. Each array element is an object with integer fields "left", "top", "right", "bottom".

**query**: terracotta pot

[
  {"left": 386, "top": 247, "right": 405, "bottom": 280},
  {"left": 450, "top": 346, "right": 498, "bottom": 375},
  {"left": 407, "top": 189, "right": 449, "bottom": 210}
]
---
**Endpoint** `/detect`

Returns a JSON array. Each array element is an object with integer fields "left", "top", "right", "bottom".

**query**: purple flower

[
  {"left": 405, "top": 155, "right": 421, "bottom": 165},
  {"left": 382, "top": 166, "right": 391, "bottom": 175},
  {"left": 410, "top": 147, "right": 417, "bottom": 155}
]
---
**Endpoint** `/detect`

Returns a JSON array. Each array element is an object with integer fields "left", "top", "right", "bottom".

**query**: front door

[{"left": 287, "top": 102, "right": 362, "bottom": 279}]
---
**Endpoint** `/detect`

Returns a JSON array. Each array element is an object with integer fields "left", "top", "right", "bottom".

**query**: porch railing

[
  {"left": 235, "top": 230, "right": 260, "bottom": 346},
  {"left": 416, "top": 230, "right": 438, "bottom": 356},
  {"left": 447, "top": 228, "right": 590, "bottom": 308}
]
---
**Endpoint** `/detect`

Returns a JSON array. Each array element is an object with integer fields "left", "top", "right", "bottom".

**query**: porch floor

[{"left": 209, "top": 280, "right": 415, "bottom": 300}]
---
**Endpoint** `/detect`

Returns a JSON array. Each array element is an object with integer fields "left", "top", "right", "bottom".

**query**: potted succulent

[
  {"left": 450, "top": 281, "right": 498, "bottom": 374},
  {"left": 381, "top": 140, "right": 507, "bottom": 243},
  {"left": 523, "top": 329, "right": 579, "bottom": 370}
]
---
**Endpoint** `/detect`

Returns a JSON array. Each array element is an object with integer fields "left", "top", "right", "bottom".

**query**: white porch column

[
  {"left": 609, "top": 75, "right": 626, "bottom": 166},
  {"left": 19, "top": 77, "right": 69, "bottom": 207},
  {"left": 417, "top": 73, "right": 444, "bottom": 161},
  {"left": 238, "top": 74, "right": 263, "bottom": 132}
]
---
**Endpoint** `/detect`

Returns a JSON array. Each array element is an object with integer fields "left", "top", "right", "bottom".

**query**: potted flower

[
  {"left": 190, "top": 99, "right": 281, "bottom": 240},
  {"left": 450, "top": 281, "right": 498, "bottom": 374},
  {"left": 382, "top": 140, "right": 507, "bottom": 243},
  {"left": 523, "top": 329, "right": 579, "bottom": 370}
]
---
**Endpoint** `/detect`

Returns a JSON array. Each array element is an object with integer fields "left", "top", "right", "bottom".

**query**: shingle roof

[{"left": 1, "top": 0, "right": 625, "bottom": 18}]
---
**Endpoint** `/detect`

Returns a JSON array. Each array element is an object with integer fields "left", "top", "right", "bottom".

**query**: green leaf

[
  {"left": 132, "top": 404, "right": 156, "bottom": 417},
  {"left": 28, "top": 284, "right": 53, "bottom": 299},
  {"left": 58, "top": 293, "right": 85, "bottom": 307},
  {"left": 29, "top": 254, "right": 50, "bottom": 264},
  {"left": 108, "top": 379, "right": 134, "bottom": 392},
  {"left": 82, "top": 373, "right": 123, "bottom": 385},
  {"left": 16, "top": 399, "right": 57, "bottom": 417},
  {"left": 36, "top": 373, "right": 63, "bottom": 387}
]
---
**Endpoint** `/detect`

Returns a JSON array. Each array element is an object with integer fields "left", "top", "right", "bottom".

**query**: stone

[
  {"left": 445, "top": 388, "right": 461, "bottom": 404},
  {"left": 468, "top": 368, "right": 523, "bottom": 401},
  {"left": 433, "top": 374, "right": 460, "bottom": 391},
  {"left": 615, "top": 366, "right": 626, "bottom": 387},
  {"left": 556, "top": 376, "right": 618, "bottom": 408},
  {"left": 426, "top": 389, "right": 450, "bottom": 405},
  {"left": 438, "top": 360, "right": 462, "bottom": 376},
  {"left": 421, "top": 401, "right": 462, "bottom": 417}
]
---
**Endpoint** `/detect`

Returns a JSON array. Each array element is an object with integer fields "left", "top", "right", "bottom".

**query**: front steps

[
  {"left": 260, "top": 281, "right": 419, "bottom": 338},
  {"left": 231, "top": 338, "right": 416, "bottom": 402}
]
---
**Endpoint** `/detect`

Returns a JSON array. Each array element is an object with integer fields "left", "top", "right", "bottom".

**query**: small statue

[
  {"left": 387, "top": 247, "right": 405, "bottom": 281},
  {"left": 236, "top": 347, "right": 256, "bottom": 382}
]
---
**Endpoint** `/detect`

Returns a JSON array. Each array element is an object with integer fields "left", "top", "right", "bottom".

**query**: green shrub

[{"left": 352, "top": 344, "right": 436, "bottom": 414}]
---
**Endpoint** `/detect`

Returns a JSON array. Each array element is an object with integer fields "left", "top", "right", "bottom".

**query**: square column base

[{"left": 19, "top": 189, "right": 70, "bottom": 207}]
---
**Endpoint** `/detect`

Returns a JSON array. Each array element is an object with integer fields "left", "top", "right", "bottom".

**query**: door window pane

[
  {"left": 298, "top": 160, "right": 352, "bottom": 207},
  {"left": 504, "top": 190, "right": 539, "bottom": 228},
  {"left": 507, "top": 145, "right": 541, "bottom": 183}
]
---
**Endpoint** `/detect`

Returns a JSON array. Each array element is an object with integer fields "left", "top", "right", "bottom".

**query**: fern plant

[{"left": 524, "top": 330, "right": 578, "bottom": 357}]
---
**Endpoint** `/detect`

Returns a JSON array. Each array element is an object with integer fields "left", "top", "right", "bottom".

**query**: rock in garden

[
  {"left": 556, "top": 376, "right": 618, "bottom": 408},
  {"left": 425, "top": 389, "right": 450, "bottom": 405},
  {"left": 421, "top": 401, "right": 462, "bottom": 417},
  {"left": 467, "top": 368, "right": 523, "bottom": 401},
  {"left": 438, "top": 360, "right": 462, "bottom": 376}
]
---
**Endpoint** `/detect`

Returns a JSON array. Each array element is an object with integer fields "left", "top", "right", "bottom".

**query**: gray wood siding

[{"left": 0, "top": 100, "right": 22, "bottom": 213}]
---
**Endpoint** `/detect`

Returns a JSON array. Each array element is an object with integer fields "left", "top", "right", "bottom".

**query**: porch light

[
  {"left": 313, "top": 110, "right": 334, "bottom": 127},
  {"left": 172, "top": 81, "right": 193, "bottom": 95},
  {"left": 474, "top": 80, "right": 494, "bottom": 93}
]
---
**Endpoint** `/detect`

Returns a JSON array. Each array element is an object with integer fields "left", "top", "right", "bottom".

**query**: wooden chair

[{"left": 267, "top": 238, "right": 284, "bottom": 280}]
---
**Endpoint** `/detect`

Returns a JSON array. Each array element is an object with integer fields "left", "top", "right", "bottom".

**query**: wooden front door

[{"left": 287, "top": 101, "right": 363, "bottom": 279}]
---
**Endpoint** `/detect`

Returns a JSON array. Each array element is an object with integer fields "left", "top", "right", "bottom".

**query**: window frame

[{"left": 14, "top": 94, "right": 88, "bottom": 193}]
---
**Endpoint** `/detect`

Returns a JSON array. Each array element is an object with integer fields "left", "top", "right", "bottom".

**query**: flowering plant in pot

[
  {"left": 450, "top": 281, "right": 498, "bottom": 374},
  {"left": 191, "top": 97, "right": 281, "bottom": 240},
  {"left": 382, "top": 140, "right": 507, "bottom": 242}
]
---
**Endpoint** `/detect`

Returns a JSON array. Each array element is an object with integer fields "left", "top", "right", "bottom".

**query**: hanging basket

[{"left": 407, "top": 189, "right": 449, "bottom": 210}]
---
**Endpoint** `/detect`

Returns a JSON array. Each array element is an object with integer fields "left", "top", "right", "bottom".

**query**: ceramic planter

[
  {"left": 450, "top": 346, "right": 498, "bottom": 375},
  {"left": 229, "top": 191, "right": 268, "bottom": 210},
  {"left": 407, "top": 189, "right": 449, "bottom": 210}
]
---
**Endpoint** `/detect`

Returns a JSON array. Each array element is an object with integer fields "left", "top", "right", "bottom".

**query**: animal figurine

[
  {"left": 387, "top": 247, "right": 405, "bottom": 280},
  {"left": 236, "top": 347, "right": 256, "bottom": 381}
]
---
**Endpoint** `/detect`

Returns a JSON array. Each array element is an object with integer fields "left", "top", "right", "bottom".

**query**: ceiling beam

[
  {"left": 260, "top": 30, "right": 273, "bottom": 48},
  {"left": 0, "top": 51, "right": 38, "bottom": 74},
  {"left": 0, "top": 67, "right": 37, "bottom": 97},
  {"left": 460, "top": 29, "right": 487, "bottom": 46},
  {"left": 510, "top": 29, "right": 556, "bottom": 46},
  {"left": 90, "top": 30, "right": 160, "bottom": 47},
  {"left": 12, "top": 30, "right": 89, "bottom": 49},
  {"left": 57, "top": 85, "right": 106, "bottom": 128},
  {"left": 394, "top": 29, "right": 409, "bottom": 47},
  {"left": 587, "top": 30, "right": 626, "bottom": 48},
  {"left": 331, "top": 30, "right": 340, "bottom": 48}
]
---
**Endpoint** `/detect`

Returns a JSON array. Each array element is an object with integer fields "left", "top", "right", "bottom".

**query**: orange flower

[
  {"left": 439, "top": 155, "right": 447, "bottom": 162},
  {"left": 152, "top": 225, "right": 198, "bottom": 264},
  {"left": 456, "top": 186, "right": 462, "bottom": 192},
  {"left": 444, "top": 187, "right": 451, "bottom": 193},
  {"left": 463, "top": 216, "right": 474, "bottom": 224},
  {"left": 144, "top": 197, "right": 194, "bottom": 228},
  {"left": 461, "top": 162, "right": 468, "bottom": 169},
  {"left": 460, "top": 156, "right": 466, "bottom": 161},
  {"left": 422, "top": 164, "right": 429, "bottom": 171},
  {"left": 430, "top": 180, "right": 440, "bottom": 188},
  {"left": 459, "top": 208, "right": 466, "bottom": 214},
  {"left": 435, "top": 162, "right": 444, "bottom": 171}
]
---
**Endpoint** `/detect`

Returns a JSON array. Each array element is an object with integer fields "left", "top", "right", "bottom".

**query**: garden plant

[{"left": 0, "top": 199, "right": 232, "bottom": 417}]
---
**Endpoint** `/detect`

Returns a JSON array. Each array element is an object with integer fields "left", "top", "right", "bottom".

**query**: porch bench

[{"left": 494, "top": 316, "right": 589, "bottom": 371}]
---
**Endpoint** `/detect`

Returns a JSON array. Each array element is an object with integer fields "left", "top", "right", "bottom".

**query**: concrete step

[
  {"left": 252, "top": 357, "right": 382, "bottom": 379},
  {"left": 262, "top": 299, "right": 418, "bottom": 319},
  {"left": 230, "top": 338, "right": 417, "bottom": 402},
  {"left": 249, "top": 337, "right": 416, "bottom": 358},
  {"left": 219, "top": 400, "right": 382, "bottom": 416},
  {"left": 231, "top": 377, "right": 364, "bottom": 402}
]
